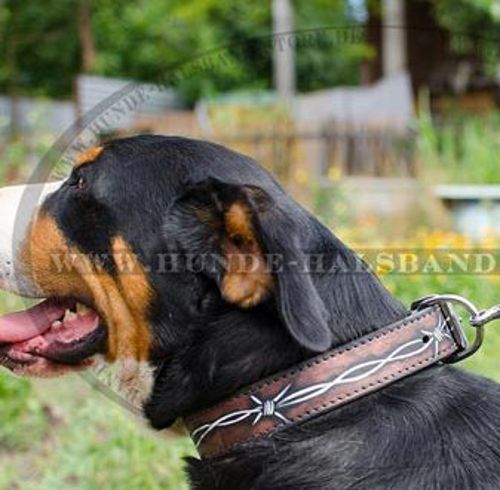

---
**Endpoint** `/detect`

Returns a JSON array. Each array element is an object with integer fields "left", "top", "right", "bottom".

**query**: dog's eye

[{"left": 76, "top": 177, "right": 86, "bottom": 190}]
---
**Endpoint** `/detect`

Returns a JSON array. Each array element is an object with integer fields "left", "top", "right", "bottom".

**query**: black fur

[{"left": 42, "top": 135, "right": 500, "bottom": 489}]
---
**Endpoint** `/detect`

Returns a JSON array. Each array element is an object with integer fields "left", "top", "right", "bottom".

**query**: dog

[{"left": 0, "top": 135, "right": 500, "bottom": 489}]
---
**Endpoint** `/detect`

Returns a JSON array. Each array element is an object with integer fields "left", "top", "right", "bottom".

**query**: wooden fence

[{"left": 210, "top": 124, "right": 417, "bottom": 183}]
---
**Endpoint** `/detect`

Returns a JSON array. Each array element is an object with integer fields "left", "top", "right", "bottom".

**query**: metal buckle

[{"left": 411, "top": 294, "right": 486, "bottom": 363}]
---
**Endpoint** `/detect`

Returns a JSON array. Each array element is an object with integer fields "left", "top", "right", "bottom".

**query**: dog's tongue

[{"left": 0, "top": 299, "right": 68, "bottom": 343}]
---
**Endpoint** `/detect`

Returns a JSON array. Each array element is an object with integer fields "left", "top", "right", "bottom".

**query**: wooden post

[
  {"left": 272, "top": 0, "right": 296, "bottom": 103},
  {"left": 382, "top": 0, "right": 407, "bottom": 77},
  {"left": 78, "top": 0, "right": 96, "bottom": 73}
]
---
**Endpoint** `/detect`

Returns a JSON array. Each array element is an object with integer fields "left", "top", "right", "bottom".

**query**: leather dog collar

[{"left": 185, "top": 303, "right": 466, "bottom": 458}]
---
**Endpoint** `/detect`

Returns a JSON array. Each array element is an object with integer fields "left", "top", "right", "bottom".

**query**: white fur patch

[
  {"left": 88, "top": 356, "right": 155, "bottom": 411},
  {"left": 85, "top": 357, "right": 187, "bottom": 439}
]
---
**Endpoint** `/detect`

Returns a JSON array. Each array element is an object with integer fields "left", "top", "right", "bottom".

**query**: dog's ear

[{"left": 164, "top": 178, "right": 332, "bottom": 352}]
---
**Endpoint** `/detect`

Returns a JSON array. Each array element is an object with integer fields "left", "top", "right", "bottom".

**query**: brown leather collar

[{"left": 185, "top": 305, "right": 464, "bottom": 458}]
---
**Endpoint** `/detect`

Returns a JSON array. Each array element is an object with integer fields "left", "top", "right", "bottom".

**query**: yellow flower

[
  {"left": 327, "top": 166, "right": 342, "bottom": 182},
  {"left": 294, "top": 169, "right": 309, "bottom": 185}
]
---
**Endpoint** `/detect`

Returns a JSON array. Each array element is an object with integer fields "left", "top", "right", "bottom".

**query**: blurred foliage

[
  {"left": 0, "top": 372, "right": 46, "bottom": 451},
  {"left": 0, "top": 368, "right": 193, "bottom": 489},
  {"left": 202, "top": 94, "right": 291, "bottom": 132},
  {"left": 314, "top": 182, "right": 353, "bottom": 231},
  {"left": 0, "top": 1, "right": 81, "bottom": 98},
  {"left": 417, "top": 104, "right": 500, "bottom": 184},
  {"left": 0, "top": 0, "right": 368, "bottom": 105},
  {"left": 2, "top": 0, "right": 499, "bottom": 105},
  {"left": 0, "top": 135, "right": 54, "bottom": 183},
  {"left": 433, "top": 0, "right": 500, "bottom": 71}
]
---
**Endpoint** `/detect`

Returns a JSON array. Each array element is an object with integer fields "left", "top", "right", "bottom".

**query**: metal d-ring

[{"left": 411, "top": 294, "right": 485, "bottom": 363}]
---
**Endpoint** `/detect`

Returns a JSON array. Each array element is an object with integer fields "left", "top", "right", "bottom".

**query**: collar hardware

[{"left": 411, "top": 294, "right": 486, "bottom": 363}]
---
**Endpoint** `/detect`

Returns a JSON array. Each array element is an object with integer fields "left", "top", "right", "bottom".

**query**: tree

[
  {"left": 0, "top": 0, "right": 368, "bottom": 104},
  {"left": 0, "top": 1, "right": 80, "bottom": 98},
  {"left": 433, "top": 0, "right": 500, "bottom": 70},
  {"left": 78, "top": 0, "right": 96, "bottom": 72}
]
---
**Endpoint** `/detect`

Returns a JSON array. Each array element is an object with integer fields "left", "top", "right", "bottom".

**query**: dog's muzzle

[{"left": 0, "top": 181, "right": 63, "bottom": 296}]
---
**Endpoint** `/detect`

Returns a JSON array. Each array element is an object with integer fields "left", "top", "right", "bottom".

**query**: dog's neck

[
  {"left": 145, "top": 237, "right": 406, "bottom": 430},
  {"left": 145, "top": 238, "right": 461, "bottom": 489}
]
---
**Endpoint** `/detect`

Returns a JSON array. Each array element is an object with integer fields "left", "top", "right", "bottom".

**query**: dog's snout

[{"left": 0, "top": 181, "right": 63, "bottom": 296}]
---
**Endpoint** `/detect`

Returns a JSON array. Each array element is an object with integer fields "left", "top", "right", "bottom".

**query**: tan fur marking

[
  {"left": 75, "top": 146, "right": 103, "bottom": 167},
  {"left": 224, "top": 203, "right": 255, "bottom": 243},
  {"left": 111, "top": 237, "right": 152, "bottom": 361},
  {"left": 20, "top": 213, "right": 152, "bottom": 362},
  {"left": 20, "top": 213, "right": 92, "bottom": 300},
  {"left": 221, "top": 203, "right": 273, "bottom": 308}
]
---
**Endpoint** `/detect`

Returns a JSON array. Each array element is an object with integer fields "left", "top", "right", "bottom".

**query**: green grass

[
  {"left": 1, "top": 271, "right": 500, "bottom": 489},
  {"left": 417, "top": 109, "right": 500, "bottom": 185},
  {"left": 0, "top": 371, "right": 193, "bottom": 490}
]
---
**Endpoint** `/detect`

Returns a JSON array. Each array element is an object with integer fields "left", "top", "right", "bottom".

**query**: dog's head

[{"left": 0, "top": 135, "right": 336, "bottom": 422}]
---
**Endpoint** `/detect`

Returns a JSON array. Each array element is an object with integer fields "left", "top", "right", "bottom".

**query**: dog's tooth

[
  {"left": 63, "top": 309, "right": 77, "bottom": 323},
  {"left": 76, "top": 302, "right": 91, "bottom": 316},
  {"left": 51, "top": 320, "right": 63, "bottom": 330}
]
